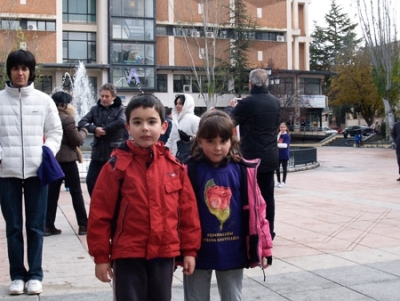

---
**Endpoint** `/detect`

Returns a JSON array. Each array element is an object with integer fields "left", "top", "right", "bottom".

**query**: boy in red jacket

[{"left": 87, "top": 94, "right": 201, "bottom": 301}]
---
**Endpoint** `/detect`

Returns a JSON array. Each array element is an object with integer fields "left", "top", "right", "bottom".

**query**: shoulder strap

[{"left": 186, "top": 157, "right": 197, "bottom": 189}]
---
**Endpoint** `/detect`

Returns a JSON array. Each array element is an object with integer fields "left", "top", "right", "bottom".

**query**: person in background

[
  {"left": 229, "top": 68, "right": 280, "bottom": 240},
  {"left": 0, "top": 49, "right": 62, "bottom": 295},
  {"left": 391, "top": 120, "right": 400, "bottom": 181},
  {"left": 183, "top": 110, "right": 272, "bottom": 301},
  {"left": 276, "top": 122, "right": 290, "bottom": 188},
  {"left": 166, "top": 94, "right": 200, "bottom": 162},
  {"left": 355, "top": 131, "right": 362, "bottom": 147},
  {"left": 159, "top": 107, "right": 172, "bottom": 144},
  {"left": 46, "top": 91, "right": 89, "bottom": 237},
  {"left": 78, "top": 83, "right": 126, "bottom": 196},
  {"left": 87, "top": 94, "right": 201, "bottom": 301}
]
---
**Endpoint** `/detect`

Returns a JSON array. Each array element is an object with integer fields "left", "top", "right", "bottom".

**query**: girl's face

[
  {"left": 175, "top": 98, "right": 184, "bottom": 114},
  {"left": 198, "top": 136, "right": 231, "bottom": 167},
  {"left": 126, "top": 106, "right": 167, "bottom": 149},
  {"left": 280, "top": 124, "right": 287, "bottom": 132}
]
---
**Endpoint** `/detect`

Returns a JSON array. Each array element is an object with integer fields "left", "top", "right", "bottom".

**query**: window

[
  {"left": 63, "top": 32, "right": 96, "bottom": 63},
  {"left": 36, "top": 76, "right": 52, "bottom": 94},
  {"left": 1, "top": 19, "right": 19, "bottom": 30},
  {"left": 299, "top": 78, "right": 321, "bottom": 95},
  {"left": 157, "top": 74, "right": 167, "bottom": 92},
  {"left": 111, "top": 43, "right": 154, "bottom": 65},
  {"left": 111, "top": 0, "right": 153, "bottom": 18},
  {"left": 110, "top": 0, "right": 156, "bottom": 90},
  {"left": 25, "top": 20, "right": 56, "bottom": 31},
  {"left": 112, "top": 18, "right": 153, "bottom": 41},
  {"left": 173, "top": 75, "right": 191, "bottom": 93},
  {"left": 111, "top": 66, "right": 155, "bottom": 90},
  {"left": 63, "top": 0, "right": 96, "bottom": 23}
]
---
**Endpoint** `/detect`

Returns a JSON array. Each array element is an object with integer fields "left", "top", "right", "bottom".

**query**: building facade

[{"left": 0, "top": 0, "right": 326, "bottom": 125}]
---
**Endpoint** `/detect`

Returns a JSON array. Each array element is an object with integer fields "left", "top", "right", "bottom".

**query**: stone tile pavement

[{"left": 1, "top": 146, "right": 400, "bottom": 300}]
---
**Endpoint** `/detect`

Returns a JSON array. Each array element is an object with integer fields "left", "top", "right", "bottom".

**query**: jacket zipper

[{"left": 19, "top": 88, "right": 25, "bottom": 178}]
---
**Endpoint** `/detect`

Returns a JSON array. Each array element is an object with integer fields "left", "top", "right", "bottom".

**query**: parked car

[
  {"left": 343, "top": 125, "right": 374, "bottom": 137},
  {"left": 319, "top": 127, "right": 338, "bottom": 135},
  {"left": 329, "top": 126, "right": 342, "bottom": 134}
]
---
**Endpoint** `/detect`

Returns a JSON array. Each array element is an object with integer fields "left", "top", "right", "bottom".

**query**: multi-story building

[{"left": 0, "top": 0, "right": 327, "bottom": 126}]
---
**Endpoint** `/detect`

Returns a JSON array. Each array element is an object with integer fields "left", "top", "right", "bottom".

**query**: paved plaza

[{"left": 1, "top": 146, "right": 400, "bottom": 300}]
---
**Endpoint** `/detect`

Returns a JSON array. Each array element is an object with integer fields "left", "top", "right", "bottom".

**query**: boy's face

[{"left": 127, "top": 106, "right": 167, "bottom": 149}]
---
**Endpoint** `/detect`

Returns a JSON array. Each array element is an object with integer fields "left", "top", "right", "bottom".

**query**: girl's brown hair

[
  {"left": 191, "top": 110, "right": 241, "bottom": 162},
  {"left": 278, "top": 122, "right": 290, "bottom": 133}
]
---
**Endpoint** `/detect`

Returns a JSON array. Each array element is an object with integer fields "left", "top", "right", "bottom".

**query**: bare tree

[
  {"left": 173, "top": 0, "right": 230, "bottom": 109},
  {"left": 356, "top": 0, "right": 400, "bottom": 139}
]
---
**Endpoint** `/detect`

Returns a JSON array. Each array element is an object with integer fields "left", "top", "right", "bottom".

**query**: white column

[{"left": 96, "top": 0, "right": 108, "bottom": 64}]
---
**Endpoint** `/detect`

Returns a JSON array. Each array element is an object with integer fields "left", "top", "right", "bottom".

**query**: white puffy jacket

[
  {"left": 0, "top": 82, "right": 62, "bottom": 179},
  {"left": 165, "top": 94, "right": 200, "bottom": 155}
]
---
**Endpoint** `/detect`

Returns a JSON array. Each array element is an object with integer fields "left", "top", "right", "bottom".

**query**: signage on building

[{"left": 300, "top": 95, "right": 326, "bottom": 108}]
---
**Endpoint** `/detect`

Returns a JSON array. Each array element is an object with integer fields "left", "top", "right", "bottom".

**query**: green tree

[
  {"left": 310, "top": 0, "right": 362, "bottom": 126},
  {"left": 330, "top": 49, "right": 383, "bottom": 126},
  {"left": 225, "top": 0, "right": 257, "bottom": 97},
  {"left": 310, "top": 0, "right": 362, "bottom": 71}
]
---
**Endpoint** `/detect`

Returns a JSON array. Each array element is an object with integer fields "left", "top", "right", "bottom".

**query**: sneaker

[
  {"left": 274, "top": 182, "right": 281, "bottom": 187},
  {"left": 9, "top": 279, "right": 24, "bottom": 295},
  {"left": 27, "top": 279, "right": 42, "bottom": 295},
  {"left": 78, "top": 226, "right": 87, "bottom": 235},
  {"left": 278, "top": 182, "right": 286, "bottom": 188},
  {"left": 44, "top": 227, "right": 62, "bottom": 236}
]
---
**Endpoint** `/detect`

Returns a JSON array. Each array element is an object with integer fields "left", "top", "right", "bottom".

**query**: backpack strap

[
  {"left": 185, "top": 157, "right": 197, "bottom": 189},
  {"left": 109, "top": 155, "right": 125, "bottom": 240}
]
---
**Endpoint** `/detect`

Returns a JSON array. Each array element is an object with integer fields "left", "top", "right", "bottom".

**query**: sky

[{"left": 307, "top": 0, "right": 400, "bottom": 38}]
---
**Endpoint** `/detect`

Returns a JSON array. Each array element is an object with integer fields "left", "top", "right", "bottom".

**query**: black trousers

[
  {"left": 396, "top": 148, "right": 400, "bottom": 175},
  {"left": 276, "top": 159, "right": 288, "bottom": 183},
  {"left": 86, "top": 159, "right": 107, "bottom": 197},
  {"left": 256, "top": 170, "right": 275, "bottom": 240},
  {"left": 47, "top": 161, "right": 88, "bottom": 229},
  {"left": 113, "top": 258, "right": 174, "bottom": 301}
]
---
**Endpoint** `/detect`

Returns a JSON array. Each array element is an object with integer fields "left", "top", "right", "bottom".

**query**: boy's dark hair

[
  {"left": 125, "top": 94, "right": 165, "bottom": 124},
  {"left": 192, "top": 110, "right": 241, "bottom": 162},
  {"left": 52, "top": 91, "right": 72, "bottom": 108},
  {"left": 165, "top": 107, "right": 172, "bottom": 116},
  {"left": 6, "top": 49, "right": 36, "bottom": 82}
]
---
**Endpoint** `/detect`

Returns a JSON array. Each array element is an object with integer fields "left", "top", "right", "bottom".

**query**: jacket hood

[
  {"left": 57, "top": 103, "right": 76, "bottom": 117},
  {"left": 172, "top": 94, "right": 196, "bottom": 122},
  {"left": 96, "top": 96, "right": 123, "bottom": 108}
]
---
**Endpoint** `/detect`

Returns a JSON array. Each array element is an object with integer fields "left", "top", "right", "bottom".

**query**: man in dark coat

[
  {"left": 229, "top": 68, "right": 280, "bottom": 239},
  {"left": 78, "top": 83, "right": 126, "bottom": 196}
]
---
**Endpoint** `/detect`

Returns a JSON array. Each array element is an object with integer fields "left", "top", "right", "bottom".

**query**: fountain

[{"left": 54, "top": 61, "right": 96, "bottom": 123}]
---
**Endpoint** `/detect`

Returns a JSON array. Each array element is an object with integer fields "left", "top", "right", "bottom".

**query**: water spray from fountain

[{"left": 53, "top": 61, "right": 96, "bottom": 123}]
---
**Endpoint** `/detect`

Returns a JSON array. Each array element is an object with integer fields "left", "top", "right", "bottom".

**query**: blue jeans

[
  {"left": 0, "top": 177, "right": 47, "bottom": 281},
  {"left": 184, "top": 268, "right": 243, "bottom": 301}
]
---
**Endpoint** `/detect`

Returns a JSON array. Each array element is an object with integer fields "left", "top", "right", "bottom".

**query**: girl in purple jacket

[
  {"left": 276, "top": 122, "right": 290, "bottom": 188},
  {"left": 183, "top": 110, "right": 272, "bottom": 301}
]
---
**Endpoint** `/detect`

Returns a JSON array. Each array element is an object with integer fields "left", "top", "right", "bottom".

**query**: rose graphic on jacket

[{"left": 204, "top": 179, "right": 232, "bottom": 230}]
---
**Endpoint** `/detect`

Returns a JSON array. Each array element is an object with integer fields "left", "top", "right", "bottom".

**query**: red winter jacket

[{"left": 87, "top": 140, "right": 201, "bottom": 264}]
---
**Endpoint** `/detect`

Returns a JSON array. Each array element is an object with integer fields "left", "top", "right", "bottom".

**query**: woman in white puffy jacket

[
  {"left": 166, "top": 94, "right": 200, "bottom": 161},
  {"left": 0, "top": 49, "right": 62, "bottom": 296}
]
